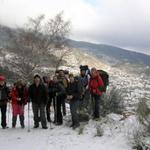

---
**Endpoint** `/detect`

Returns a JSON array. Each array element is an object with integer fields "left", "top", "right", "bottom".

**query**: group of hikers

[{"left": 0, "top": 65, "right": 109, "bottom": 130}]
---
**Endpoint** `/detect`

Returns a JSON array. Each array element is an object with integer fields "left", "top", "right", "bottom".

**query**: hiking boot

[
  {"left": 34, "top": 125, "right": 39, "bottom": 128},
  {"left": 21, "top": 125, "right": 25, "bottom": 129},
  {"left": 70, "top": 124, "right": 74, "bottom": 128},
  {"left": 56, "top": 122, "right": 63, "bottom": 126},
  {"left": 93, "top": 117, "right": 100, "bottom": 121},
  {"left": 47, "top": 117, "right": 52, "bottom": 123},
  {"left": 72, "top": 124, "right": 80, "bottom": 129},
  {"left": 42, "top": 126, "right": 48, "bottom": 129},
  {"left": 2, "top": 126, "right": 9, "bottom": 129},
  {"left": 12, "top": 125, "right": 16, "bottom": 128}
]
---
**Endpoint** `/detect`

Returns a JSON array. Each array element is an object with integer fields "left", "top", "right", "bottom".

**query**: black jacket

[
  {"left": 48, "top": 81, "right": 65, "bottom": 98},
  {"left": 67, "top": 81, "right": 82, "bottom": 101},
  {"left": 29, "top": 83, "right": 48, "bottom": 105},
  {"left": 0, "top": 85, "right": 10, "bottom": 106}
]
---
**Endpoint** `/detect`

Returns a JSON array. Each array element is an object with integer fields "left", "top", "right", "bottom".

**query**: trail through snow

[{"left": 0, "top": 106, "right": 133, "bottom": 150}]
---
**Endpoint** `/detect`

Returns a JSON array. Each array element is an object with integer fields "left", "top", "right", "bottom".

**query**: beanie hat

[
  {"left": 34, "top": 74, "right": 41, "bottom": 79},
  {"left": 0, "top": 75, "right": 6, "bottom": 81}
]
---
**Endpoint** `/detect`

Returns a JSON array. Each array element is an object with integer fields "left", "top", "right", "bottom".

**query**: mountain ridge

[
  {"left": 68, "top": 39, "right": 150, "bottom": 67},
  {"left": 1, "top": 24, "right": 150, "bottom": 67}
]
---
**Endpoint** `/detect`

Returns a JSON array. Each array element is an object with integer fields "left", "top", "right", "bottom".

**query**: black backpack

[{"left": 97, "top": 70, "right": 109, "bottom": 92}]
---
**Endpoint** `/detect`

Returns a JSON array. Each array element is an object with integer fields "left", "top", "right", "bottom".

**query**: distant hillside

[
  {"left": 1, "top": 25, "right": 150, "bottom": 67},
  {"left": 68, "top": 39, "right": 150, "bottom": 67}
]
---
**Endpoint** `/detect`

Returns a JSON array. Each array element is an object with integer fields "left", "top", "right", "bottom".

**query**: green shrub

[
  {"left": 131, "top": 99, "right": 150, "bottom": 150},
  {"left": 136, "top": 99, "right": 150, "bottom": 133},
  {"left": 100, "top": 87, "right": 125, "bottom": 116},
  {"left": 132, "top": 129, "right": 150, "bottom": 150}
]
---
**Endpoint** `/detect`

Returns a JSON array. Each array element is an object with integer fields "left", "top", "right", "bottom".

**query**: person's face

[
  {"left": 34, "top": 77, "right": 40, "bottom": 84},
  {"left": 44, "top": 77, "right": 49, "bottom": 83},
  {"left": 69, "top": 76, "right": 74, "bottom": 83},
  {"left": 0, "top": 81, "right": 5, "bottom": 86},
  {"left": 65, "top": 74, "right": 69, "bottom": 79},
  {"left": 59, "top": 71, "right": 64, "bottom": 77},
  {"left": 20, "top": 80, "right": 24, "bottom": 86},
  {"left": 91, "top": 70, "right": 97, "bottom": 77},
  {"left": 81, "top": 70, "right": 86, "bottom": 76},
  {"left": 18, "top": 85, "right": 22, "bottom": 89},
  {"left": 53, "top": 76, "right": 58, "bottom": 83}
]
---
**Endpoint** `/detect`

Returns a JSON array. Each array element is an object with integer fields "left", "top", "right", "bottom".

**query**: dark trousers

[
  {"left": 12, "top": 115, "right": 24, "bottom": 127},
  {"left": 61, "top": 94, "right": 66, "bottom": 116},
  {"left": 54, "top": 96, "right": 63, "bottom": 124},
  {"left": 32, "top": 103, "right": 47, "bottom": 128},
  {"left": 80, "top": 89, "right": 90, "bottom": 109},
  {"left": 70, "top": 100, "right": 79, "bottom": 126},
  {"left": 0, "top": 105, "right": 7, "bottom": 128},
  {"left": 92, "top": 95, "right": 100, "bottom": 118},
  {"left": 46, "top": 98, "right": 53, "bottom": 122}
]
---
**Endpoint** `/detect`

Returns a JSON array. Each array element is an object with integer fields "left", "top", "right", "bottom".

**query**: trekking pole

[
  {"left": 49, "top": 99, "right": 53, "bottom": 129},
  {"left": 7, "top": 102, "right": 11, "bottom": 127},
  {"left": 49, "top": 115, "right": 54, "bottom": 129},
  {"left": 55, "top": 95, "right": 57, "bottom": 125},
  {"left": 91, "top": 95, "right": 95, "bottom": 119},
  {"left": 49, "top": 118, "right": 52, "bottom": 129},
  {"left": 27, "top": 102, "right": 31, "bottom": 132}
]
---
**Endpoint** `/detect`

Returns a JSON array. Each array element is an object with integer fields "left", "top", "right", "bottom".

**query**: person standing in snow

[
  {"left": 89, "top": 68, "right": 104, "bottom": 120},
  {"left": 67, "top": 74, "right": 83, "bottom": 129},
  {"left": 43, "top": 76, "right": 52, "bottom": 122},
  {"left": 0, "top": 75, "right": 10, "bottom": 129},
  {"left": 57, "top": 70, "right": 68, "bottom": 116},
  {"left": 78, "top": 65, "right": 90, "bottom": 109},
  {"left": 51, "top": 76, "right": 66, "bottom": 125},
  {"left": 11, "top": 80, "right": 28, "bottom": 128},
  {"left": 29, "top": 74, "right": 48, "bottom": 129}
]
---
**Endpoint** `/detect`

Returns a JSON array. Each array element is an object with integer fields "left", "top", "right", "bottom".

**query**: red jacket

[
  {"left": 89, "top": 73, "right": 104, "bottom": 96},
  {"left": 11, "top": 87, "right": 29, "bottom": 105}
]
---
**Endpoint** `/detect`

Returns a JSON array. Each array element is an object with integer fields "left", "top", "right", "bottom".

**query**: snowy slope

[
  {"left": 57, "top": 48, "right": 150, "bottom": 110},
  {"left": 0, "top": 105, "right": 133, "bottom": 150},
  {"left": 0, "top": 46, "right": 149, "bottom": 150}
]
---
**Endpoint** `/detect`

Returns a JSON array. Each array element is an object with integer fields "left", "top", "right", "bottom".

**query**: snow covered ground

[{"left": 0, "top": 104, "right": 135, "bottom": 150}]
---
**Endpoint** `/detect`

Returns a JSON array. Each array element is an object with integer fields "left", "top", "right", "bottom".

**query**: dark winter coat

[
  {"left": 67, "top": 81, "right": 83, "bottom": 101},
  {"left": 48, "top": 81, "right": 66, "bottom": 98},
  {"left": 29, "top": 83, "right": 48, "bottom": 105},
  {"left": 57, "top": 75, "right": 68, "bottom": 89},
  {"left": 0, "top": 85, "right": 10, "bottom": 106}
]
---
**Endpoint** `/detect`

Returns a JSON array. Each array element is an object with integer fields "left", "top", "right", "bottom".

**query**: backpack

[{"left": 97, "top": 70, "right": 109, "bottom": 92}]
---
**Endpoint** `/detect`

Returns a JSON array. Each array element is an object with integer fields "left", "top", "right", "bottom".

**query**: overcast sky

[{"left": 0, "top": 0, "right": 150, "bottom": 55}]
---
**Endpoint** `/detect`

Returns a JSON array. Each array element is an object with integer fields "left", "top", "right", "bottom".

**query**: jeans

[
  {"left": 70, "top": 100, "right": 79, "bottom": 126},
  {"left": 32, "top": 103, "right": 47, "bottom": 128}
]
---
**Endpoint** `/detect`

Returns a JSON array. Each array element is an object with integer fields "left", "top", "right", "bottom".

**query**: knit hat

[
  {"left": 0, "top": 75, "right": 6, "bottom": 81},
  {"left": 34, "top": 74, "right": 41, "bottom": 79},
  {"left": 69, "top": 73, "right": 74, "bottom": 78}
]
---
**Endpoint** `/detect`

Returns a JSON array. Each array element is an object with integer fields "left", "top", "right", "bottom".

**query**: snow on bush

[{"left": 100, "top": 87, "right": 125, "bottom": 116}]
